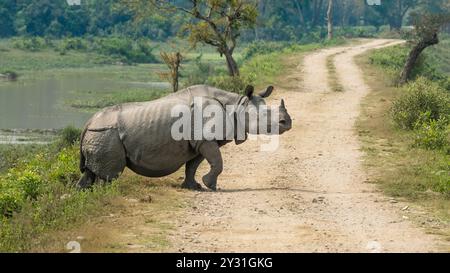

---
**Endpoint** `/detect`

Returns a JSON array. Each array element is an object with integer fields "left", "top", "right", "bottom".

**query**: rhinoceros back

[{"left": 117, "top": 94, "right": 197, "bottom": 174}]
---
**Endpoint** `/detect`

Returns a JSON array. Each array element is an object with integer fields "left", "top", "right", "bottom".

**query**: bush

[
  {"left": 413, "top": 114, "right": 449, "bottom": 151},
  {"left": 59, "top": 126, "right": 82, "bottom": 146},
  {"left": 391, "top": 77, "right": 450, "bottom": 130},
  {"left": 378, "top": 27, "right": 415, "bottom": 40},
  {"left": 49, "top": 147, "right": 80, "bottom": 185},
  {"left": 11, "top": 37, "right": 48, "bottom": 52},
  {"left": 58, "top": 37, "right": 88, "bottom": 52},
  {"left": 208, "top": 75, "right": 253, "bottom": 93},
  {"left": 0, "top": 186, "right": 22, "bottom": 217},
  {"left": 0, "top": 146, "right": 79, "bottom": 218},
  {"left": 184, "top": 54, "right": 215, "bottom": 86},
  {"left": 335, "top": 26, "right": 378, "bottom": 38},
  {"left": 92, "top": 37, "right": 157, "bottom": 64},
  {"left": 17, "top": 170, "right": 43, "bottom": 200}
]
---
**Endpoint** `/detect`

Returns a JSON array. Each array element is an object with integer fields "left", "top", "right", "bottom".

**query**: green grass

[
  {"left": 0, "top": 142, "right": 119, "bottom": 252},
  {"left": 0, "top": 144, "right": 45, "bottom": 173},
  {"left": 326, "top": 53, "right": 345, "bottom": 92},
  {"left": 368, "top": 40, "right": 450, "bottom": 87},
  {"left": 427, "top": 35, "right": 450, "bottom": 75},
  {"left": 0, "top": 139, "right": 187, "bottom": 252},
  {"left": 356, "top": 52, "right": 450, "bottom": 239}
]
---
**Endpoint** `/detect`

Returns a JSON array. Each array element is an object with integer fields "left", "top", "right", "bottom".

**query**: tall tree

[
  {"left": 123, "top": 0, "right": 257, "bottom": 77},
  {"left": 0, "top": 1, "right": 17, "bottom": 37},
  {"left": 372, "top": 0, "right": 418, "bottom": 30},
  {"left": 327, "top": 0, "right": 334, "bottom": 40}
]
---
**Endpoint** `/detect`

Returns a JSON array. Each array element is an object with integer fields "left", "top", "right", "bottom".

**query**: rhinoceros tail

[{"left": 79, "top": 126, "right": 88, "bottom": 173}]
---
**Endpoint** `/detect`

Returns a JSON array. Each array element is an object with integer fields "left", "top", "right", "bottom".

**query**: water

[
  {"left": 0, "top": 76, "right": 170, "bottom": 129},
  {"left": 0, "top": 75, "right": 170, "bottom": 144},
  {"left": 0, "top": 130, "right": 57, "bottom": 145}
]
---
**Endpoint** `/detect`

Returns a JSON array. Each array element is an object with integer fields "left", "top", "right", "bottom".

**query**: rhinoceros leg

[
  {"left": 199, "top": 141, "right": 223, "bottom": 191},
  {"left": 181, "top": 155, "right": 205, "bottom": 191}
]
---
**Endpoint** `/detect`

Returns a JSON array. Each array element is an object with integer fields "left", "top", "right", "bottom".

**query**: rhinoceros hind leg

[
  {"left": 82, "top": 128, "right": 126, "bottom": 184},
  {"left": 181, "top": 155, "right": 205, "bottom": 191},
  {"left": 77, "top": 169, "right": 97, "bottom": 189},
  {"left": 199, "top": 142, "right": 223, "bottom": 191}
]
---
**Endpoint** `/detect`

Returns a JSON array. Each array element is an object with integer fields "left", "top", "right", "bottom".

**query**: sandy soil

[{"left": 165, "top": 39, "right": 448, "bottom": 253}]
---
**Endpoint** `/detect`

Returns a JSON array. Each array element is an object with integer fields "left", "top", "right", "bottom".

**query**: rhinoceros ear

[
  {"left": 245, "top": 85, "right": 254, "bottom": 98},
  {"left": 259, "top": 86, "right": 274, "bottom": 98}
]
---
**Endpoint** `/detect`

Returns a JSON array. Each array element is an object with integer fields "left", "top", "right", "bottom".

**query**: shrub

[
  {"left": 59, "top": 126, "right": 82, "bottom": 146},
  {"left": 11, "top": 37, "right": 47, "bottom": 52},
  {"left": 0, "top": 186, "right": 22, "bottom": 217},
  {"left": 335, "top": 26, "right": 378, "bottom": 38},
  {"left": 208, "top": 75, "right": 253, "bottom": 93},
  {"left": 184, "top": 54, "right": 215, "bottom": 86},
  {"left": 58, "top": 38, "right": 88, "bottom": 52},
  {"left": 0, "top": 145, "right": 79, "bottom": 218},
  {"left": 17, "top": 170, "right": 43, "bottom": 200},
  {"left": 413, "top": 112, "right": 449, "bottom": 151},
  {"left": 92, "top": 37, "right": 157, "bottom": 64},
  {"left": 391, "top": 77, "right": 450, "bottom": 130},
  {"left": 49, "top": 146, "right": 80, "bottom": 186}
]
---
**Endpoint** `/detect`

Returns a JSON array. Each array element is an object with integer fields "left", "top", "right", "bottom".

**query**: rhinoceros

[{"left": 77, "top": 84, "right": 292, "bottom": 191}]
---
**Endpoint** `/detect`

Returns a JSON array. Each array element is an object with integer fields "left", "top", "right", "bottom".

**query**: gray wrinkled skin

[{"left": 78, "top": 84, "right": 292, "bottom": 191}]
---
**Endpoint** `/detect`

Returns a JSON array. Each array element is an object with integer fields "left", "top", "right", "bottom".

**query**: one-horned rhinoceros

[{"left": 78, "top": 84, "right": 292, "bottom": 191}]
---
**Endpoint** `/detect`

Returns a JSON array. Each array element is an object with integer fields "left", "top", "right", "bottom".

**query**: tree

[
  {"left": 159, "top": 51, "right": 183, "bottom": 92},
  {"left": 18, "top": 0, "right": 67, "bottom": 36},
  {"left": 327, "top": 0, "right": 334, "bottom": 40},
  {"left": 371, "top": 0, "right": 418, "bottom": 30},
  {"left": 399, "top": 12, "right": 450, "bottom": 84},
  {"left": 123, "top": 0, "right": 258, "bottom": 77},
  {"left": 122, "top": 0, "right": 258, "bottom": 76},
  {"left": 0, "top": 2, "right": 16, "bottom": 37}
]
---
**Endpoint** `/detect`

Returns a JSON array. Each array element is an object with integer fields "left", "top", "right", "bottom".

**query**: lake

[
  {"left": 0, "top": 75, "right": 170, "bottom": 129},
  {"left": 0, "top": 74, "right": 170, "bottom": 144}
]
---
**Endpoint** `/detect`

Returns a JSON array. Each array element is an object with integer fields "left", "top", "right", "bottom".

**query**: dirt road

[{"left": 166, "top": 39, "right": 446, "bottom": 253}]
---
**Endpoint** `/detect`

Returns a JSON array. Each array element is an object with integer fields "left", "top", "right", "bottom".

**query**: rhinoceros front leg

[
  {"left": 199, "top": 141, "right": 223, "bottom": 191},
  {"left": 181, "top": 155, "right": 205, "bottom": 191}
]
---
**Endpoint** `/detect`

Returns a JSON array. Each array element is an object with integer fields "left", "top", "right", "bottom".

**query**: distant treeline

[{"left": 0, "top": 0, "right": 449, "bottom": 40}]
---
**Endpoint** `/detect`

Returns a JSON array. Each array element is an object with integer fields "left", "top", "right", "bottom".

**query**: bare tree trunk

[
  {"left": 293, "top": 0, "right": 306, "bottom": 27},
  {"left": 159, "top": 51, "right": 182, "bottom": 92},
  {"left": 312, "top": 0, "right": 324, "bottom": 28},
  {"left": 390, "top": 0, "right": 410, "bottom": 31},
  {"left": 173, "top": 52, "right": 181, "bottom": 92},
  {"left": 224, "top": 50, "right": 240, "bottom": 77},
  {"left": 340, "top": 0, "right": 347, "bottom": 28},
  {"left": 399, "top": 34, "right": 439, "bottom": 85},
  {"left": 327, "top": 0, "right": 334, "bottom": 40}
]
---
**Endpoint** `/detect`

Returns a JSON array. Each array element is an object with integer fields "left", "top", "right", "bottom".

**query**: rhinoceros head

[{"left": 242, "top": 85, "right": 292, "bottom": 135}]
